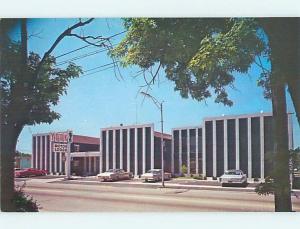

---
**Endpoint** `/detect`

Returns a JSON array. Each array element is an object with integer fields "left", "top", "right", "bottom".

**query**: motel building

[
  {"left": 100, "top": 123, "right": 172, "bottom": 176},
  {"left": 171, "top": 112, "right": 294, "bottom": 181},
  {"left": 32, "top": 112, "right": 294, "bottom": 181},
  {"left": 32, "top": 132, "right": 100, "bottom": 176},
  {"left": 32, "top": 124, "right": 172, "bottom": 177}
]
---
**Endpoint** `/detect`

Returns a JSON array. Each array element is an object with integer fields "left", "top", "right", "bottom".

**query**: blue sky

[{"left": 14, "top": 18, "right": 299, "bottom": 152}]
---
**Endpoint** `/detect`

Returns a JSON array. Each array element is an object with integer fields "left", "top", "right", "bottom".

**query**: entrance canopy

[{"left": 70, "top": 151, "right": 100, "bottom": 158}]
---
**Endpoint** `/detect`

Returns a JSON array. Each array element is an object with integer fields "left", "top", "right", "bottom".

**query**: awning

[{"left": 70, "top": 151, "right": 100, "bottom": 158}]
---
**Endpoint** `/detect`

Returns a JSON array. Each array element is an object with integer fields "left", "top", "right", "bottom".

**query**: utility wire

[
  {"left": 83, "top": 62, "right": 117, "bottom": 73},
  {"left": 54, "top": 30, "right": 126, "bottom": 59},
  {"left": 55, "top": 44, "right": 117, "bottom": 67},
  {"left": 81, "top": 65, "right": 115, "bottom": 77}
]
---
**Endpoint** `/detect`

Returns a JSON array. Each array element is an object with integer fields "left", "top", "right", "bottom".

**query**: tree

[
  {"left": 0, "top": 18, "right": 112, "bottom": 211},
  {"left": 111, "top": 18, "right": 300, "bottom": 211}
]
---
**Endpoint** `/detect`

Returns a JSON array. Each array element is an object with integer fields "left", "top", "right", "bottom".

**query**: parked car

[
  {"left": 97, "top": 169, "right": 133, "bottom": 181},
  {"left": 14, "top": 168, "right": 48, "bottom": 178},
  {"left": 141, "top": 169, "right": 172, "bottom": 182},
  {"left": 219, "top": 170, "right": 247, "bottom": 187}
]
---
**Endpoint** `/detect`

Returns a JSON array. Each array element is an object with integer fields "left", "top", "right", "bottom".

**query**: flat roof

[
  {"left": 73, "top": 135, "right": 99, "bottom": 145},
  {"left": 32, "top": 131, "right": 99, "bottom": 145}
]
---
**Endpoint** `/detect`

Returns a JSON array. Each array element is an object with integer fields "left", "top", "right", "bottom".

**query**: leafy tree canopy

[
  {"left": 1, "top": 38, "right": 82, "bottom": 127},
  {"left": 111, "top": 18, "right": 266, "bottom": 106}
]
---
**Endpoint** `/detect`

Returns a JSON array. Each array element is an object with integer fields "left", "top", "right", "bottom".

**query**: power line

[
  {"left": 81, "top": 65, "right": 115, "bottom": 77},
  {"left": 54, "top": 30, "right": 126, "bottom": 59},
  {"left": 83, "top": 62, "right": 117, "bottom": 73},
  {"left": 55, "top": 44, "right": 117, "bottom": 67}
]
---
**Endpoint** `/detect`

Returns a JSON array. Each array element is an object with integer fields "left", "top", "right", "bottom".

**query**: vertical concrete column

[
  {"left": 120, "top": 129, "right": 123, "bottom": 169},
  {"left": 202, "top": 123, "right": 206, "bottom": 177},
  {"left": 88, "top": 157, "right": 92, "bottom": 175},
  {"left": 106, "top": 130, "right": 109, "bottom": 170},
  {"left": 44, "top": 136, "right": 48, "bottom": 171},
  {"left": 94, "top": 157, "right": 97, "bottom": 174},
  {"left": 142, "top": 127, "right": 146, "bottom": 174},
  {"left": 32, "top": 136, "right": 34, "bottom": 169},
  {"left": 49, "top": 139, "right": 52, "bottom": 174},
  {"left": 179, "top": 130, "right": 182, "bottom": 174},
  {"left": 171, "top": 130, "right": 175, "bottom": 174},
  {"left": 113, "top": 129, "right": 116, "bottom": 169},
  {"left": 224, "top": 120, "right": 228, "bottom": 171},
  {"left": 247, "top": 117, "right": 252, "bottom": 179},
  {"left": 150, "top": 126, "right": 154, "bottom": 169},
  {"left": 127, "top": 128, "right": 130, "bottom": 172},
  {"left": 40, "top": 136, "right": 43, "bottom": 169},
  {"left": 260, "top": 116, "right": 265, "bottom": 179},
  {"left": 235, "top": 118, "right": 240, "bottom": 170},
  {"left": 83, "top": 157, "right": 87, "bottom": 175},
  {"left": 187, "top": 129, "right": 190, "bottom": 175},
  {"left": 59, "top": 152, "right": 62, "bottom": 174},
  {"left": 36, "top": 136, "right": 39, "bottom": 169},
  {"left": 287, "top": 113, "right": 294, "bottom": 150},
  {"left": 54, "top": 152, "right": 57, "bottom": 174},
  {"left": 195, "top": 128, "right": 199, "bottom": 174},
  {"left": 212, "top": 120, "right": 217, "bottom": 177},
  {"left": 134, "top": 128, "right": 138, "bottom": 176},
  {"left": 100, "top": 131, "right": 103, "bottom": 173}
]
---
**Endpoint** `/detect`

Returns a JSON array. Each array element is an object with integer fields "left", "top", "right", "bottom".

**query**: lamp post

[
  {"left": 66, "top": 130, "right": 73, "bottom": 179},
  {"left": 140, "top": 92, "right": 165, "bottom": 188}
]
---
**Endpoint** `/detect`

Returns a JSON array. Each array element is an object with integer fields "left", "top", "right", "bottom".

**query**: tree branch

[
  {"left": 67, "top": 33, "right": 108, "bottom": 47},
  {"left": 35, "top": 18, "right": 94, "bottom": 79}
]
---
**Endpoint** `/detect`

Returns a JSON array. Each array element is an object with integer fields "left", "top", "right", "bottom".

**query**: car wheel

[{"left": 221, "top": 183, "right": 225, "bottom": 187}]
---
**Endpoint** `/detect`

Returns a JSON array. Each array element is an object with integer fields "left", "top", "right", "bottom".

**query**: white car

[
  {"left": 219, "top": 170, "right": 247, "bottom": 187},
  {"left": 97, "top": 169, "right": 132, "bottom": 182},
  {"left": 141, "top": 169, "right": 172, "bottom": 182}
]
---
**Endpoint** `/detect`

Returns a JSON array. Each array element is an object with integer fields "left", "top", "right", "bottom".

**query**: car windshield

[
  {"left": 225, "top": 170, "right": 241, "bottom": 175},
  {"left": 147, "top": 170, "right": 161, "bottom": 174},
  {"left": 107, "top": 169, "right": 116, "bottom": 173}
]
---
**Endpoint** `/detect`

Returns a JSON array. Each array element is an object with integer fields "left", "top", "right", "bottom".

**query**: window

[{"left": 74, "top": 144, "right": 80, "bottom": 152}]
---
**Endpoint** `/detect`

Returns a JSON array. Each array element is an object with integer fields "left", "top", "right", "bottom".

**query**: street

[{"left": 15, "top": 177, "right": 300, "bottom": 212}]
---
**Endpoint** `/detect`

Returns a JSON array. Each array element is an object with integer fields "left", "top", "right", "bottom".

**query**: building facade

[
  {"left": 100, "top": 123, "right": 172, "bottom": 176},
  {"left": 32, "top": 131, "right": 100, "bottom": 175},
  {"left": 32, "top": 112, "right": 294, "bottom": 179},
  {"left": 172, "top": 112, "right": 294, "bottom": 180}
]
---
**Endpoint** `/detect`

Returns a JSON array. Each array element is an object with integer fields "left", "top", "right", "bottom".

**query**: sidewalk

[
  {"left": 20, "top": 175, "right": 300, "bottom": 195},
  {"left": 50, "top": 176, "right": 299, "bottom": 195}
]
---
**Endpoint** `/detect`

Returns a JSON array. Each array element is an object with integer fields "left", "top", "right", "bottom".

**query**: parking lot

[{"left": 14, "top": 175, "right": 300, "bottom": 212}]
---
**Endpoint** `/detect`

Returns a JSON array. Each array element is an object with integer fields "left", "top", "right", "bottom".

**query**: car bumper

[
  {"left": 220, "top": 179, "right": 246, "bottom": 184},
  {"left": 142, "top": 177, "right": 159, "bottom": 182},
  {"left": 98, "top": 177, "right": 115, "bottom": 181}
]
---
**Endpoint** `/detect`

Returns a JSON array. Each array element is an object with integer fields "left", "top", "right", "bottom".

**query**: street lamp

[
  {"left": 66, "top": 130, "right": 73, "bottom": 179},
  {"left": 140, "top": 91, "right": 165, "bottom": 188}
]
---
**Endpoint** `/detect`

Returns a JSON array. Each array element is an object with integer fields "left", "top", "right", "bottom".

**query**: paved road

[{"left": 16, "top": 178, "right": 300, "bottom": 212}]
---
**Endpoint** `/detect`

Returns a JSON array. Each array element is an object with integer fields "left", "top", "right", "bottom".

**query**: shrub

[
  {"left": 13, "top": 183, "right": 39, "bottom": 212},
  {"left": 193, "top": 174, "right": 205, "bottom": 180},
  {"left": 255, "top": 176, "right": 275, "bottom": 196},
  {"left": 181, "top": 164, "right": 187, "bottom": 174}
]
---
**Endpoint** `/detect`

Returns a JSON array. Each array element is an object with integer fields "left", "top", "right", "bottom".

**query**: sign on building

[
  {"left": 52, "top": 143, "right": 67, "bottom": 153},
  {"left": 50, "top": 132, "right": 69, "bottom": 143}
]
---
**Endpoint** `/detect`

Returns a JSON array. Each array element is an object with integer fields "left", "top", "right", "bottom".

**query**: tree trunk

[
  {"left": 260, "top": 17, "right": 294, "bottom": 212},
  {"left": 0, "top": 124, "right": 23, "bottom": 211},
  {"left": 1, "top": 18, "right": 27, "bottom": 211},
  {"left": 271, "top": 74, "right": 292, "bottom": 212},
  {"left": 287, "top": 77, "right": 300, "bottom": 126}
]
